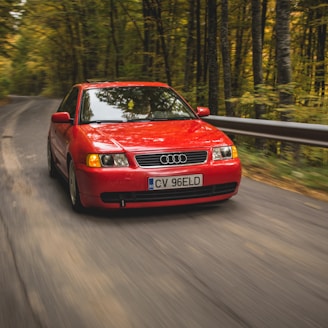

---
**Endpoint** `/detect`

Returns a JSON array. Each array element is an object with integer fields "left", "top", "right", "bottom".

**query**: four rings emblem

[{"left": 160, "top": 153, "right": 188, "bottom": 165}]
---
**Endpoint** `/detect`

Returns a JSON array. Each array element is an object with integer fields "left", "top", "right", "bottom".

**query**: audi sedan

[{"left": 47, "top": 81, "right": 242, "bottom": 211}]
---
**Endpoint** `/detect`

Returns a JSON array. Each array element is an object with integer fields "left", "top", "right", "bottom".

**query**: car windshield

[{"left": 80, "top": 86, "right": 197, "bottom": 123}]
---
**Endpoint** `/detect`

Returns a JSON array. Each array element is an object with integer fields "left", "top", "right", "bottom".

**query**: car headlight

[
  {"left": 86, "top": 154, "right": 129, "bottom": 167},
  {"left": 213, "top": 146, "right": 238, "bottom": 160}
]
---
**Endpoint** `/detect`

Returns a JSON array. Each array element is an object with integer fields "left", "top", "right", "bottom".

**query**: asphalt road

[{"left": 0, "top": 96, "right": 327, "bottom": 328}]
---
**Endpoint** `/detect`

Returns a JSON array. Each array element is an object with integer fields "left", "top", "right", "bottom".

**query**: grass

[{"left": 237, "top": 145, "right": 328, "bottom": 202}]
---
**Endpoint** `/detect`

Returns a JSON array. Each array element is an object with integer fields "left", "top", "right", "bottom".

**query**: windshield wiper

[
  {"left": 84, "top": 119, "right": 125, "bottom": 124},
  {"left": 127, "top": 118, "right": 152, "bottom": 122},
  {"left": 149, "top": 117, "right": 194, "bottom": 121},
  {"left": 168, "top": 117, "right": 194, "bottom": 120}
]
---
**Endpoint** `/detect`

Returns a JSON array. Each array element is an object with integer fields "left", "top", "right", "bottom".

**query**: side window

[{"left": 57, "top": 87, "right": 79, "bottom": 119}]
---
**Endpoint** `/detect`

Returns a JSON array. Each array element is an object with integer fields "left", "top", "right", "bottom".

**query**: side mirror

[
  {"left": 51, "top": 112, "right": 72, "bottom": 123},
  {"left": 196, "top": 106, "right": 210, "bottom": 117}
]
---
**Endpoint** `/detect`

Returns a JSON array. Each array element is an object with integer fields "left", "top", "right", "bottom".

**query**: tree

[
  {"left": 153, "top": 0, "right": 171, "bottom": 85},
  {"left": 251, "top": 0, "right": 264, "bottom": 119},
  {"left": 261, "top": 0, "right": 268, "bottom": 45},
  {"left": 276, "top": 0, "right": 297, "bottom": 159},
  {"left": 0, "top": 0, "right": 21, "bottom": 57},
  {"left": 275, "top": 0, "right": 294, "bottom": 118},
  {"left": 183, "top": 0, "right": 196, "bottom": 94},
  {"left": 141, "top": 0, "right": 171, "bottom": 84},
  {"left": 142, "top": 0, "right": 155, "bottom": 78},
  {"left": 231, "top": 0, "right": 251, "bottom": 97},
  {"left": 220, "top": 0, "right": 234, "bottom": 116},
  {"left": 207, "top": 0, "right": 219, "bottom": 114},
  {"left": 108, "top": 0, "right": 121, "bottom": 78},
  {"left": 195, "top": 0, "right": 206, "bottom": 104},
  {"left": 314, "top": 4, "right": 327, "bottom": 97}
]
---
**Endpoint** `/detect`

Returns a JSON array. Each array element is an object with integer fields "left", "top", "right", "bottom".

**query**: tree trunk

[
  {"left": 183, "top": 0, "right": 196, "bottom": 93},
  {"left": 196, "top": 0, "right": 204, "bottom": 104},
  {"left": 232, "top": 0, "right": 248, "bottom": 97},
  {"left": 154, "top": 0, "right": 171, "bottom": 85},
  {"left": 220, "top": 0, "right": 233, "bottom": 116},
  {"left": 207, "top": 0, "right": 219, "bottom": 114},
  {"left": 142, "top": 0, "right": 153, "bottom": 78},
  {"left": 109, "top": 0, "right": 120, "bottom": 78},
  {"left": 261, "top": 0, "right": 268, "bottom": 45},
  {"left": 314, "top": 8, "right": 326, "bottom": 97},
  {"left": 299, "top": 10, "right": 314, "bottom": 94},
  {"left": 251, "top": 0, "right": 264, "bottom": 119},
  {"left": 276, "top": 0, "right": 293, "bottom": 118},
  {"left": 276, "top": 0, "right": 295, "bottom": 157},
  {"left": 62, "top": 1, "right": 79, "bottom": 84}
]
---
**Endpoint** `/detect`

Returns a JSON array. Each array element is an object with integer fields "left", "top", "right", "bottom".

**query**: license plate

[{"left": 148, "top": 174, "right": 203, "bottom": 190}]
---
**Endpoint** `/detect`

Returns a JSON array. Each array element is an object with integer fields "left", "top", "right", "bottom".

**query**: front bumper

[{"left": 75, "top": 160, "right": 241, "bottom": 209}]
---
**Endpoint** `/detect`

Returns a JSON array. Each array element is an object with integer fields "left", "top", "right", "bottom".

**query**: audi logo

[{"left": 160, "top": 153, "right": 188, "bottom": 165}]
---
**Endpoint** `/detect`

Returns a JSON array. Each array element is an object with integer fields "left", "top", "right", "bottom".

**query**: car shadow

[{"left": 84, "top": 199, "right": 238, "bottom": 225}]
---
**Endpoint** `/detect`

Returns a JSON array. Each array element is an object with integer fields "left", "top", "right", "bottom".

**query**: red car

[{"left": 47, "top": 81, "right": 241, "bottom": 211}]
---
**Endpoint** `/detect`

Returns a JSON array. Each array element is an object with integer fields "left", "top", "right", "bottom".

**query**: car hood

[{"left": 79, "top": 120, "right": 232, "bottom": 152}]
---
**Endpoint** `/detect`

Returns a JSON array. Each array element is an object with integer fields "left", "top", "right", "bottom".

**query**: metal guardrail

[{"left": 203, "top": 115, "right": 328, "bottom": 148}]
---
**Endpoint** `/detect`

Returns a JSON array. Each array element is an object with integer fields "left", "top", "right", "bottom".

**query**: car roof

[{"left": 76, "top": 81, "right": 170, "bottom": 90}]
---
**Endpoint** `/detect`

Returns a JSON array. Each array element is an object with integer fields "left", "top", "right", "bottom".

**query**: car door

[{"left": 51, "top": 87, "right": 79, "bottom": 176}]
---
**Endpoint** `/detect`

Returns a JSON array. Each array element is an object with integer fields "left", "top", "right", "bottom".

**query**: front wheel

[
  {"left": 47, "top": 141, "right": 56, "bottom": 178},
  {"left": 68, "top": 159, "right": 84, "bottom": 212}
]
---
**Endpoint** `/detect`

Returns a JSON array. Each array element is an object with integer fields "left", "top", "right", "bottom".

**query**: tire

[
  {"left": 68, "top": 159, "right": 84, "bottom": 212},
  {"left": 47, "top": 141, "right": 57, "bottom": 178}
]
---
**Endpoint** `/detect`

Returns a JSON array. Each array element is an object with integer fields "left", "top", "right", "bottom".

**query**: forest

[{"left": 0, "top": 0, "right": 327, "bottom": 191}]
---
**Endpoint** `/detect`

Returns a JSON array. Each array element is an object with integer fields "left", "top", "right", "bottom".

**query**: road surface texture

[{"left": 1, "top": 96, "right": 327, "bottom": 328}]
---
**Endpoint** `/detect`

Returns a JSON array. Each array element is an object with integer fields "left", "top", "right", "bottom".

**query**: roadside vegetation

[{"left": 238, "top": 143, "right": 328, "bottom": 201}]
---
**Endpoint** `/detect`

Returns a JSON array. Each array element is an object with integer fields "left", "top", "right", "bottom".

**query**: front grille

[
  {"left": 135, "top": 151, "right": 207, "bottom": 167},
  {"left": 100, "top": 182, "right": 237, "bottom": 203}
]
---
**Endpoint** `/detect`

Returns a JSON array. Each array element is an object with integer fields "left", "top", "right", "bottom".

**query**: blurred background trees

[{"left": 0, "top": 0, "right": 327, "bottom": 122}]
